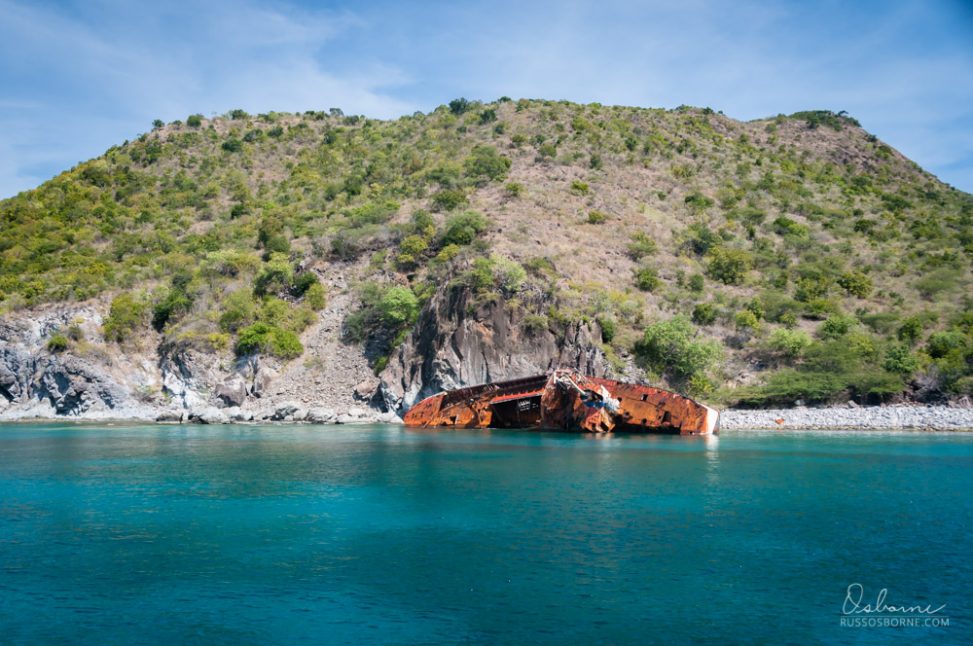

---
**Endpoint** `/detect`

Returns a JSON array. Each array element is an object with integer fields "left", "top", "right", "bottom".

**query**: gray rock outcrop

[{"left": 378, "top": 283, "right": 610, "bottom": 414}]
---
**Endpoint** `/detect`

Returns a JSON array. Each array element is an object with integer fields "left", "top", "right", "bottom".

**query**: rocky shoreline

[
  {"left": 3, "top": 299, "right": 972, "bottom": 432},
  {"left": 0, "top": 399, "right": 402, "bottom": 426},
  {"left": 3, "top": 403, "right": 973, "bottom": 431},
  {"left": 719, "top": 404, "right": 973, "bottom": 431}
]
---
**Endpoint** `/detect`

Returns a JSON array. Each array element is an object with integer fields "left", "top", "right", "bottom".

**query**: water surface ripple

[{"left": 0, "top": 424, "right": 970, "bottom": 644}]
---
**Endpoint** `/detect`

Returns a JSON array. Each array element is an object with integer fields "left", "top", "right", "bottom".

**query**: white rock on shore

[{"left": 719, "top": 404, "right": 973, "bottom": 431}]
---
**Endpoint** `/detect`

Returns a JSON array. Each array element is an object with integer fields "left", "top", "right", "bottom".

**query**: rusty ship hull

[{"left": 403, "top": 370, "right": 719, "bottom": 435}]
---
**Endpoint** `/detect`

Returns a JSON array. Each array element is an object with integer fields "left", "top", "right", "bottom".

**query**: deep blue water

[{"left": 0, "top": 424, "right": 970, "bottom": 645}]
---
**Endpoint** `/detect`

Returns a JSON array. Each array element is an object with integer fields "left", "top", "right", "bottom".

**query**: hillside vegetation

[{"left": 2, "top": 99, "right": 972, "bottom": 406}]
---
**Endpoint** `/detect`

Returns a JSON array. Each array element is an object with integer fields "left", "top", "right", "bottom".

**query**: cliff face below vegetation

[
  {"left": 0, "top": 304, "right": 160, "bottom": 420},
  {"left": 0, "top": 280, "right": 612, "bottom": 422},
  {"left": 378, "top": 283, "right": 612, "bottom": 413}
]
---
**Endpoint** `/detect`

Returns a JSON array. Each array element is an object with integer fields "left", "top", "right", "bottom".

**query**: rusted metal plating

[{"left": 402, "top": 370, "right": 719, "bottom": 435}]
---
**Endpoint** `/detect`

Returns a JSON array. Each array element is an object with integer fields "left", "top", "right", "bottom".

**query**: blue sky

[{"left": 1, "top": 0, "right": 971, "bottom": 198}]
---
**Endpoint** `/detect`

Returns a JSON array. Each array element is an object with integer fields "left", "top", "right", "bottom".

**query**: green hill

[{"left": 2, "top": 98, "right": 972, "bottom": 407}]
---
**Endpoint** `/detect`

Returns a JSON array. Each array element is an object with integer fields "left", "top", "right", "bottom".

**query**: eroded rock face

[
  {"left": 0, "top": 306, "right": 148, "bottom": 418},
  {"left": 0, "top": 344, "right": 33, "bottom": 405},
  {"left": 0, "top": 281, "right": 609, "bottom": 422},
  {"left": 159, "top": 343, "right": 220, "bottom": 410},
  {"left": 34, "top": 354, "right": 124, "bottom": 415},
  {"left": 217, "top": 375, "right": 249, "bottom": 407},
  {"left": 157, "top": 345, "right": 272, "bottom": 410},
  {"left": 379, "top": 284, "right": 611, "bottom": 414}
]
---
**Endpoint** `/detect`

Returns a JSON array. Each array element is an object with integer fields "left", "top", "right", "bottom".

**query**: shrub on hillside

[
  {"left": 449, "top": 98, "right": 472, "bottom": 115},
  {"left": 152, "top": 287, "right": 193, "bottom": 331},
  {"left": 464, "top": 145, "right": 511, "bottom": 183},
  {"left": 838, "top": 271, "right": 873, "bottom": 298},
  {"left": 396, "top": 235, "right": 430, "bottom": 269},
  {"left": 734, "top": 310, "right": 760, "bottom": 333},
  {"left": 459, "top": 258, "right": 497, "bottom": 293},
  {"left": 627, "top": 232, "right": 657, "bottom": 260},
  {"left": 634, "top": 316, "right": 722, "bottom": 389},
  {"left": 254, "top": 255, "right": 294, "bottom": 296},
  {"left": 634, "top": 266, "right": 660, "bottom": 292},
  {"left": 441, "top": 211, "right": 488, "bottom": 246},
  {"left": 735, "top": 370, "right": 844, "bottom": 406},
  {"left": 491, "top": 255, "right": 527, "bottom": 295},
  {"left": 766, "top": 328, "right": 812, "bottom": 359},
  {"left": 221, "top": 137, "right": 243, "bottom": 153},
  {"left": 897, "top": 316, "right": 926, "bottom": 345},
  {"left": 523, "top": 314, "right": 550, "bottom": 336},
  {"left": 291, "top": 272, "right": 320, "bottom": 297},
  {"left": 692, "top": 303, "right": 718, "bottom": 326},
  {"left": 927, "top": 331, "right": 969, "bottom": 359},
  {"left": 705, "top": 246, "right": 752, "bottom": 285},
  {"left": 687, "top": 274, "right": 705, "bottom": 292},
  {"left": 536, "top": 142, "right": 557, "bottom": 159},
  {"left": 682, "top": 223, "right": 719, "bottom": 255},
  {"left": 47, "top": 333, "right": 69, "bottom": 352},
  {"left": 818, "top": 313, "right": 857, "bottom": 339},
  {"left": 571, "top": 180, "right": 589, "bottom": 195},
  {"left": 883, "top": 345, "right": 920, "bottom": 375},
  {"left": 596, "top": 316, "right": 616, "bottom": 343},
  {"left": 789, "top": 110, "right": 859, "bottom": 130},
  {"left": 348, "top": 200, "right": 400, "bottom": 227},
  {"left": 773, "top": 216, "right": 809, "bottom": 238},
  {"left": 377, "top": 287, "right": 419, "bottom": 328},
  {"left": 914, "top": 268, "right": 960, "bottom": 299},
  {"left": 587, "top": 210, "right": 607, "bottom": 224},
  {"left": 103, "top": 293, "right": 148, "bottom": 342},
  {"left": 344, "top": 283, "right": 420, "bottom": 345},
  {"left": 235, "top": 322, "right": 303, "bottom": 359},
  {"left": 304, "top": 282, "right": 327, "bottom": 311},
  {"left": 219, "top": 290, "right": 258, "bottom": 333},
  {"left": 684, "top": 192, "right": 714, "bottom": 212},
  {"left": 432, "top": 189, "right": 468, "bottom": 212}
]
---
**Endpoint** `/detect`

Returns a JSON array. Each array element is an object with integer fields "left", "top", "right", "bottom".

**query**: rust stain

[{"left": 403, "top": 370, "right": 719, "bottom": 435}]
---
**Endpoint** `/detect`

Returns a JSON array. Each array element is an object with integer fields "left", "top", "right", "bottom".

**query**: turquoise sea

[{"left": 0, "top": 423, "right": 970, "bottom": 644}]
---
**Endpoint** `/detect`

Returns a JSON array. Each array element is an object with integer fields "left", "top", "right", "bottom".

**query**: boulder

[
  {"left": 306, "top": 407, "right": 337, "bottom": 423},
  {"left": 252, "top": 365, "right": 277, "bottom": 398},
  {"left": 188, "top": 406, "right": 228, "bottom": 424},
  {"left": 353, "top": 377, "right": 380, "bottom": 401},
  {"left": 217, "top": 375, "right": 248, "bottom": 407},
  {"left": 225, "top": 406, "right": 254, "bottom": 422},
  {"left": 272, "top": 402, "right": 305, "bottom": 421}
]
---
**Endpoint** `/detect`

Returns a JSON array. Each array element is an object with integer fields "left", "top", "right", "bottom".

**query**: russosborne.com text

[{"left": 841, "top": 616, "right": 949, "bottom": 628}]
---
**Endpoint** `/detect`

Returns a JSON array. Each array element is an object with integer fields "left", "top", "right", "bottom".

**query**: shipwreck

[{"left": 403, "top": 370, "right": 719, "bottom": 435}]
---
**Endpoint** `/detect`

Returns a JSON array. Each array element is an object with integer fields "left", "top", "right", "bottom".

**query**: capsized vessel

[{"left": 403, "top": 370, "right": 719, "bottom": 435}]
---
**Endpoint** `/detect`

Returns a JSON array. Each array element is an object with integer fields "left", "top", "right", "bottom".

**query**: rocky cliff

[
  {"left": 379, "top": 283, "right": 612, "bottom": 413},
  {"left": 0, "top": 279, "right": 612, "bottom": 422},
  {"left": 0, "top": 304, "right": 162, "bottom": 420}
]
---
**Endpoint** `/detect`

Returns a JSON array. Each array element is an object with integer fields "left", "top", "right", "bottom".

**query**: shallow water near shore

[{"left": 1, "top": 423, "right": 970, "bottom": 644}]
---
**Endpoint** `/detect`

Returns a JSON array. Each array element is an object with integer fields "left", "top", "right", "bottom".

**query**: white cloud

[
  {"left": 0, "top": 0, "right": 415, "bottom": 198},
  {"left": 1, "top": 0, "right": 971, "bottom": 195}
]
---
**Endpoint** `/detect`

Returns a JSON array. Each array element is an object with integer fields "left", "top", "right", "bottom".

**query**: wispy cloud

[
  {"left": 0, "top": 0, "right": 414, "bottom": 197},
  {"left": 1, "top": 0, "right": 971, "bottom": 197}
]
